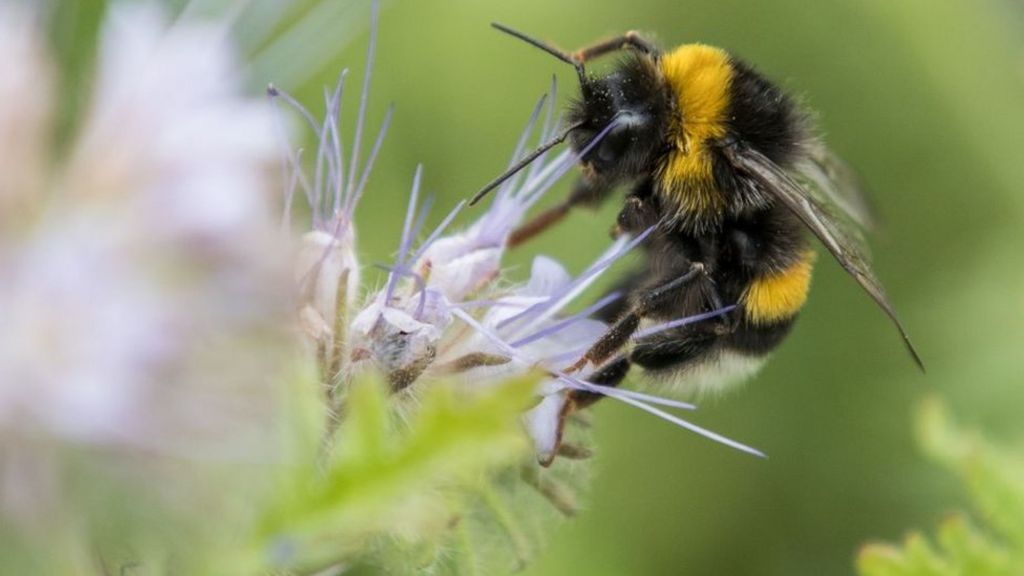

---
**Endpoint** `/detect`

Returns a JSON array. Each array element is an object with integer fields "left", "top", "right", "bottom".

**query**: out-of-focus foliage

[
  {"left": 240, "top": 373, "right": 546, "bottom": 575},
  {"left": 857, "top": 399, "right": 1024, "bottom": 576},
  {"left": 1, "top": 365, "right": 557, "bottom": 575}
]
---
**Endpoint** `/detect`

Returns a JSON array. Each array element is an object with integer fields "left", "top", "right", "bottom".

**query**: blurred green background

[{"left": 55, "top": 0, "right": 1024, "bottom": 574}]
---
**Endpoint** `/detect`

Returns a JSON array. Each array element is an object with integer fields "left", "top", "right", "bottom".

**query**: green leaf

[
  {"left": 917, "top": 398, "right": 1024, "bottom": 549},
  {"left": 857, "top": 397, "right": 1024, "bottom": 576},
  {"left": 857, "top": 534, "right": 954, "bottom": 576},
  {"left": 935, "top": 516, "right": 1012, "bottom": 576},
  {"left": 250, "top": 371, "right": 539, "bottom": 574}
]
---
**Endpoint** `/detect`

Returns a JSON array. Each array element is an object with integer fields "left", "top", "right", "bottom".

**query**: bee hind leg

[
  {"left": 630, "top": 326, "right": 720, "bottom": 372},
  {"left": 565, "top": 262, "right": 710, "bottom": 373},
  {"left": 543, "top": 356, "right": 630, "bottom": 467},
  {"left": 568, "top": 356, "right": 632, "bottom": 410}
]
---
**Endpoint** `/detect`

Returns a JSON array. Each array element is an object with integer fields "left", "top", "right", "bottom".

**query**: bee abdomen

[{"left": 740, "top": 250, "right": 815, "bottom": 325}]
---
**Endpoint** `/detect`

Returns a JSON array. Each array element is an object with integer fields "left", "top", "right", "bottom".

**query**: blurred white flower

[
  {"left": 0, "top": 2, "right": 294, "bottom": 527},
  {"left": 0, "top": 5, "right": 53, "bottom": 232},
  {"left": 64, "top": 3, "right": 278, "bottom": 244}
]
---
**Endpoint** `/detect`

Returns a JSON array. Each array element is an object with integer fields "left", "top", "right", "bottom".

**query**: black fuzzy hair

[
  {"left": 566, "top": 53, "right": 674, "bottom": 180},
  {"left": 724, "top": 56, "right": 810, "bottom": 167}
]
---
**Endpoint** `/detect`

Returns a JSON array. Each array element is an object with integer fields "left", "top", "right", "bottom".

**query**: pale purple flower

[
  {"left": 414, "top": 80, "right": 594, "bottom": 303},
  {"left": 271, "top": 3, "right": 395, "bottom": 388},
  {"left": 277, "top": 60, "right": 761, "bottom": 462}
]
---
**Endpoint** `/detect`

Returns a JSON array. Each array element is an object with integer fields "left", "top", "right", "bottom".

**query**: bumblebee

[{"left": 471, "top": 25, "right": 923, "bottom": 413}]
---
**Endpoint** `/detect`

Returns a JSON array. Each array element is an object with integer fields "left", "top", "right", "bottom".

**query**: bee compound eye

[{"left": 597, "top": 127, "right": 630, "bottom": 164}]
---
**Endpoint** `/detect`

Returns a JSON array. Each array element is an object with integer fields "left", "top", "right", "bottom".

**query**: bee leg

[
  {"left": 593, "top": 268, "right": 648, "bottom": 323},
  {"left": 566, "top": 262, "right": 709, "bottom": 372},
  {"left": 542, "top": 356, "right": 630, "bottom": 467},
  {"left": 507, "top": 201, "right": 571, "bottom": 248},
  {"left": 701, "top": 279, "right": 740, "bottom": 334},
  {"left": 565, "top": 311, "right": 641, "bottom": 374},
  {"left": 568, "top": 356, "right": 631, "bottom": 409},
  {"left": 509, "top": 176, "right": 613, "bottom": 248},
  {"left": 631, "top": 327, "right": 720, "bottom": 372},
  {"left": 573, "top": 31, "right": 659, "bottom": 62}
]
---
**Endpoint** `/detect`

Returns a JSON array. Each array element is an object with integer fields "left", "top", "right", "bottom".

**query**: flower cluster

[{"left": 272, "top": 4, "right": 761, "bottom": 467}]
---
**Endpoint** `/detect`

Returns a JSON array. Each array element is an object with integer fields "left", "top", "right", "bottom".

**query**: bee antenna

[
  {"left": 469, "top": 121, "right": 585, "bottom": 206},
  {"left": 491, "top": 23, "right": 587, "bottom": 85}
]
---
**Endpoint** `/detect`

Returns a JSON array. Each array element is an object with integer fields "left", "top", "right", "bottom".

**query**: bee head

[
  {"left": 469, "top": 26, "right": 671, "bottom": 207},
  {"left": 568, "top": 55, "right": 671, "bottom": 182}
]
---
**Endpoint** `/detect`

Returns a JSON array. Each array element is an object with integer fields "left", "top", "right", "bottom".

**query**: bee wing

[
  {"left": 794, "top": 143, "right": 878, "bottom": 232},
  {"left": 721, "top": 143, "right": 924, "bottom": 370}
]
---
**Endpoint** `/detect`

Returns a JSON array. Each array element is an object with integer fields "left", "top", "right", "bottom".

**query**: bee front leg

[
  {"left": 573, "top": 31, "right": 659, "bottom": 62},
  {"left": 508, "top": 176, "right": 613, "bottom": 248},
  {"left": 565, "top": 261, "right": 710, "bottom": 373}
]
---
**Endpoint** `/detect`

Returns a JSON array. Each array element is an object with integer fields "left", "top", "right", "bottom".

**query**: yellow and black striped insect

[{"left": 471, "top": 24, "right": 923, "bottom": 409}]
